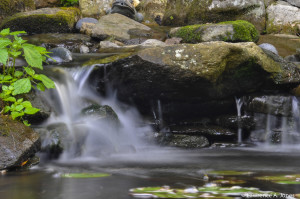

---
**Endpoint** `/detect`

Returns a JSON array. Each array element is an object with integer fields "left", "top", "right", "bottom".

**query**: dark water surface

[{"left": 1, "top": 147, "right": 300, "bottom": 199}]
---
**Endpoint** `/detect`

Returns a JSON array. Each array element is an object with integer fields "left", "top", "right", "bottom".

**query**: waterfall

[
  {"left": 235, "top": 97, "right": 243, "bottom": 144},
  {"left": 40, "top": 66, "right": 152, "bottom": 160}
]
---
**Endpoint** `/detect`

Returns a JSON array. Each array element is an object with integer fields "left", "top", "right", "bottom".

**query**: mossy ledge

[
  {"left": 0, "top": 7, "right": 80, "bottom": 34},
  {"left": 172, "top": 20, "right": 259, "bottom": 43}
]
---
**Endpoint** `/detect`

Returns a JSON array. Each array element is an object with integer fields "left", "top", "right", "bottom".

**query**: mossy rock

[
  {"left": 0, "top": 0, "right": 35, "bottom": 22},
  {"left": 0, "top": 7, "right": 80, "bottom": 34},
  {"left": 171, "top": 20, "right": 259, "bottom": 43}
]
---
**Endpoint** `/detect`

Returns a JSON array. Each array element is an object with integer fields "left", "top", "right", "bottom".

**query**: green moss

[
  {"left": 173, "top": 24, "right": 204, "bottom": 43},
  {"left": 0, "top": 8, "right": 80, "bottom": 34},
  {"left": 219, "top": 20, "right": 259, "bottom": 42},
  {"left": 0, "top": 0, "right": 35, "bottom": 16}
]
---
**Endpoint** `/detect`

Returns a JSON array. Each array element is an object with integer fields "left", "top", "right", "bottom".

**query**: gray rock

[
  {"left": 168, "top": 135, "right": 210, "bottom": 148},
  {"left": 80, "top": 45, "right": 90, "bottom": 54},
  {"left": 266, "top": 1, "right": 300, "bottom": 34},
  {"left": 283, "top": 0, "right": 300, "bottom": 8},
  {"left": 259, "top": 43, "right": 278, "bottom": 55},
  {"left": 91, "top": 13, "right": 152, "bottom": 41},
  {"left": 48, "top": 47, "right": 72, "bottom": 63},
  {"left": 0, "top": 116, "right": 40, "bottom": 170},
  {"left": 140, "top": 39, "right": 167, "bottom": 47},
  {"left": 79, "top": 0, "right": 114, "bottom": 18},
  {"left": 76, "top": 18, "right": 99, "bottom": 30}
]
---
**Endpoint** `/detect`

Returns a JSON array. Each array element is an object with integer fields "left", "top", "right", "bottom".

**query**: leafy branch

[{"left": 0, "top": 28, "right": 55, "bottom": 126}]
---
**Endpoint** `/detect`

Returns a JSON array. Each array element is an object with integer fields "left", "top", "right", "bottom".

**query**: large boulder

[
  {"left": 0, "top": 116, "right": 40, "bottom": 170},
  {"left": 0, "top": 7, "right": 80, "bottom": 34},
  {"left": 91, "top": 13, "right": 152, "bottom": 41},
  {"left": 0, "top": 0, "right": 35, "bottom": 23},
  {"left": 89, "top": 42, "right": 300, "bottom": 121},
  {"left": 283, "top": 0, "right": 300, "bottom": 8},
  {"left": 266, "top": 1, "right": 300, "bottom": 34},
  {"left": 162, "top": 0, "right": 266, "bottom": 33},
  {"left": 34, "top": 0, "right": 60, "bottom": 9},
  {"left": 170, "top": 20, "right": 259, "bottom": 43},
  {"left": 136, "top": 0, "right": 168, "bottom": 21},
  {"left": 79, "top": 0, "right": 114, "bottom": 18}
]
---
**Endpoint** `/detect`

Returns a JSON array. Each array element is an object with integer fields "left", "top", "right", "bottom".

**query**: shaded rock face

[
  {"left": 79, "top": 0, "right": 114, "bottom": 18},
  {"left": 0, "top": 0, "right": 35, "bottom": 23},
  {"left": 163, "top": 0, "right": 266, "bottom": 32},
  {"left": 0, "top": 116, "right": 40, "bottom": 170},
  {"left": 266, "top": 1, "right": 300, "bottom": 34},
  {"left": 137, "top": 0, "right": 167, "bottom": 21},
  {"left": 91, "top": 13, "right": 152, "bottom": 41},
  {"left": 89, "top": 42, "right": 300, "bottom": 122},
  {"left": 0, "top": 7, "right": 80, "bottom": 34}
]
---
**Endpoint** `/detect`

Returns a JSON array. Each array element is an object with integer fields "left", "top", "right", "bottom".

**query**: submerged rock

[
  {"left": 0, "top": 7, "right": 80, "bottom": 34},
  {"left": 89, "top": 42, "right": 300, "bottom": 122},
  {"left": 0, "top": 116, "right": 40, "bottom": 170},
  {"left": 81, "top": 104, "right": 120, "bottom": 125},
  {"left": 163, "top": 0, "right": 266, "bottom": 32},
  {"left": 170, "top": 20, "right": 259, "bottom": 43},
  {"left": 266, "top": 1, "right": 300, "bottom": 34},
  {"left": 91, "top": 13, "right": 152, "bottom": 41}
]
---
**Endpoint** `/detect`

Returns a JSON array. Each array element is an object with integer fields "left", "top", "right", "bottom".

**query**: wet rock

[
  {"left": 90, "top": 42, "right": 300, "bottom": 121},
  {"left": 81, "top": 104, "right": 120, "bottom": 125},
  {"left": 168, "top": 135, "right": 210, "bottom": 148},
  {"left": 79, "top": 0, "right": 114, "bottom": 18},
  {"left": 76, "top": 17, "right": 99, "bottom": 30},
  {"left": 215, "top": 115, "right": 255, "bottom": 133},
  {"left": 0, "top": 116, "right": 40, "bottom": 170},
  {"left": 91, "top": 13, "right": 152, "bottom": 41},
  {"left": 80, "top": 45, "right": 90, "bottom": 54},
  {"left": 259, "top": 43, "right": 278, "bottom": 55},
  {"left": 34, "top": 0, "right": 60, "bottom": 8},
  {"left": 48, "top": 47, "right": 73, "bottom": 63},
  {"left": 170, "top": 20, "right": 259, "bottom": 43},
  {"left": 165, "top": 37, "right": 182, "bottom": 45},
  {"left": 0, "top": 0, "right": 35, "bottom": 23},
  {"left": 24, "top": 33, "right": 92, "bottom": 53},
  {"left": 163, "top": 0, "right": 266, "bottom": 33},
  {"left": 266, "top": 1, "right": 300, "bottom": 34},
  {"left": 245, "top": 95, "right": 294, "bottom": 116},
  {"left": 0, "top": 7, "right": 80, "bottom": 34}
]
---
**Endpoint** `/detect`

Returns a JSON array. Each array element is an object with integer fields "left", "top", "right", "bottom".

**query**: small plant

[
  {"left": 60, "top": 0, "right": 79, "bottom": 7},
  {"left": 0, "top": 28, "right": 55, "bottom": 126}
]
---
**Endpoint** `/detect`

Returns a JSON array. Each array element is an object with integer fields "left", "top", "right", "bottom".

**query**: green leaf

[
  {"left": 11, "top": 111, "right": 24, "bottom": 120},
  {"left": 4, "top": 106, "right": 10, "bottom": 113},
  {"left": 22, "top": 44, "right": 43, "bottom": 69},
  {"left": 4, "top": 75, "right": 12, "bottom": 81},
  {"left": 0, "top": 28, "right": 10, "bottom": 36},
  {"left": 2, "top": 85, "right": 9, "bottom": 91},
  {"left": 36, "top": 82, "right": 45, "bottom": 91},
  {"left": 24, "top": 107, "right": 39, "bottom": 114},
  {"left": 23, "top": 120, "right": 31, "bottom": 126},
  {"left": 14, "top": 71, "right": 23, "bottom": 78},
  {"left": 0, "top": 38, "right": 12, "bottom": 48},
  {"left": 23, "top": 67, "right": 35, "bottom": 76},
  {"left": 17, "top": 98, "right": 23, "bottom": 103},
  {"left": 33, "top": 74, "right": 55, "bottom": 89},
  {"left": 21, "top": 101, "right": 32, "bottom": 108},
  {"left": 0, "top": 48, "right": 8, "bottom": 65},
  {"left": 10, "top": 31, "right": 26, "bottom": 36},
  {"left": 15, "top": 105, "right": 24, "bottom": 111},
  {"left": 9, "top": 51, "right": 22, "bottom": 58},
  {"left": 3, "top": 97, "right": 16, "bottom": 102},
  {"left": 12, "top": 78, "right": 31, "bottom": 95}
]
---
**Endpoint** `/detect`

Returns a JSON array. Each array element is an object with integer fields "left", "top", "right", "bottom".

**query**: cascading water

[
  {"left": 235, "top": 97, "right": 243, "bottom": 144},
  {"left": 39, "top": 66, "right": 152, "bottom": 160}
]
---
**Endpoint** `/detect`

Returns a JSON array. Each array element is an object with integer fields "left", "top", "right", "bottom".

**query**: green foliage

[
  {"left": 0, "top": 28, "right": 55, "bottom": 126},
  {"left": 60, "top": 0, "right": 79, "bottom": 7}
]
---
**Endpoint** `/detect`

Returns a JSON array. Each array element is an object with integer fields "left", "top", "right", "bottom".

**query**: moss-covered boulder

[
  {"left": 79, "top": 0, "right": 114, "bottom": 18},
  {"left": 162, "top": 0, "right": 266, "bottom": 33},
  {"left": 266, "top": 1, "right": 300, "bottom": 35},
  {"left": 0, "top": 7, "right": 80, "bottom": 34},
  {"left": 0, "top": 116, "right": 40, "bottom": 170},
  {"left": 0, "top": 0, "right": 35, "bottom": 23},
  {"left": 89, "top": 42, "right": 300, "bottom": 121},
  {"left": 170, "top": 20, "right": 259, "bottom": 43}
]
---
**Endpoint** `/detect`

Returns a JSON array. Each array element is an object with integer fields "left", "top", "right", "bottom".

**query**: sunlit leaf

[
  {"left": 0, "top": 28, "right": 10, "bottom": 36},
  {"left": 36, "top": 82, "right": 45, "bottom": 91},
  {"left": 22, "top": 44, "right": 43, "bottom": 69},
  {"left": 33, "top": 74, "right": 55, "bottom": 89},
  {"left": 3, "top": 97, "right": 16, "bottom": 102},
  {"left": 11, "top": 111, "right": 24, "bottom": 119},
  {"left": 15, "top": 105, "right": 24, "bottom": 111},
  {"left": 24, "top": 107, "right": 39, "bottom": 114},
  {"left": 10, "top": 31, "right": 26, "bottom": 36},
  {"left": 21, "top": 101, "right": 32, "bottom": 108},
  {"left": 20, "top": 160, "right": 28, "bottom": 166},
  {"left": 0, "top": 48, "right": 8, "bottom": 65},
  {"left": 23, "top": 67, "right": 35, "bottom": 76},
  {"left": 0, "top": 38, "right": 12, "bottom": 48},
  {"left": 12, "top": 78, "right": 31, "bottom": 95},
  {"left": 14, "top": 71, "right": 23, "bottom": 78}
]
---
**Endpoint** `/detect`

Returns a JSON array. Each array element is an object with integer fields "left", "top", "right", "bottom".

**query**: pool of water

[{"left": 1, "top": 147, "right": 300, "bottom": 199}]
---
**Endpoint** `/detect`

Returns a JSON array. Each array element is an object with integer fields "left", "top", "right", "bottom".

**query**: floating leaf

[
  {"left": 61, "top": 173, "right": 111, "bottom": 178},
  {"left": 256, "top": 174, "right": 300, "bottom": 185},
  {"left": 208, "top": 170, "right": 253, "bottom": 176},
  {"left": 12, "top": 78, "right": 31, "bottom": 95}
]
